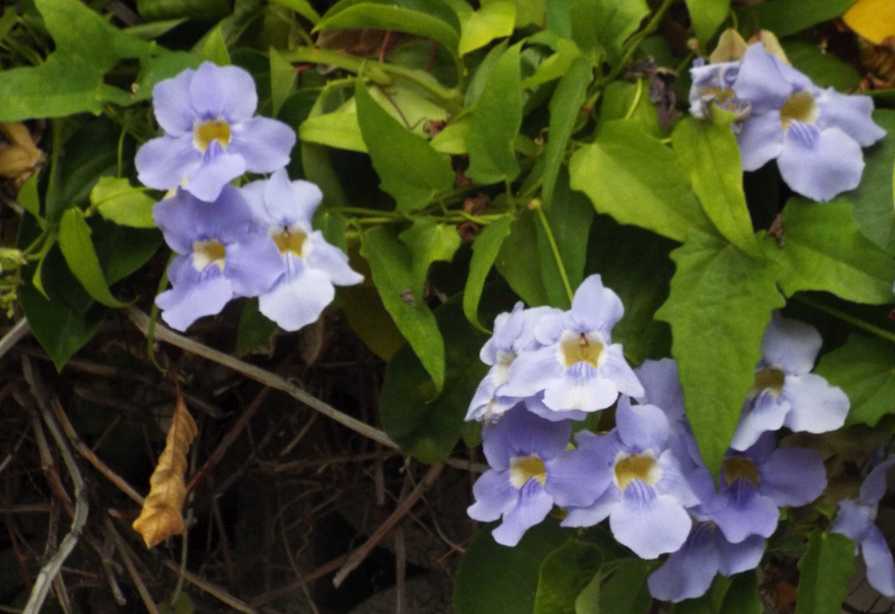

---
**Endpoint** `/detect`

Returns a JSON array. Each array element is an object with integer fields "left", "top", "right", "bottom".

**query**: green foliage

[
  {"left": 20, "top": 285, "right": 103, "bottom": 372},
  {"left": 571, "top": 0, "right": 649, "bottom": 62},
  {"left": 398, "top": 219, "right": 462, "bottom": 300},
  {"left": 452, "top": 0, "right": 517, "bottom": 56},
  {"left": 844, "top": 110, "right": 895, "bottom": 254},
  {"left": 816, "top": 334, "right": 895, "bottom": 427},
  {"left": 454, "top": 523, "right": 568, "bottom": 614},
  {"left": 745, "top": 0, "right": 856, "bottom": 37},
  {"left": 685, "top": 0, "right": 730, "bottom": 47},
  {"left": 720, "top": 573, "right": 762, "bottom": 614},
  {"left": 657, "top": 232, "right": 784, "bottom": 474},
  {"left": 58, "top": 209, "right": 127, "bottom": 309},
  {"left": 464, "top": 216, "right": 514, "bottom": 331},
  {"left": 783, "top": 41, "right": 862, "bottom": 91},
  {"left": 89, "top": 178, "right": 156, "bottom": 229},
  {"left": 534, "top": 540, "right": 603, "bottom": 614},
  {"left": 795, "top": 533, "right": 856, "bottom": 614}
]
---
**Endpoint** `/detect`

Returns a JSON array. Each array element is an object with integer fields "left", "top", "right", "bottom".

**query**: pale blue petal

[
  {"left": 502, "top": 346, "right": 562, "bottom": 399},
  {"left": 185, "top": 148, "right": 247, "bottom": 202},
  {"left": 730, "top": 394, "right": 789, "bottom": 452},
  {"left": 635, "top": 358, "right": 684, "bottom": 420},
  {"left": 467, "top": 469, "right": 518, "bottom": 522},
  {"left": 562, "top": 487, "right": 620, "bottom": 527},
  {"left": 832, "top": 500, "right": 876, "bottom": 543},
  {"left": 600, "top": 344, "right": 644, "bottom": 397},
  {"left": 152, "top": 68, "right": 196, "bottom": 135},
  {"left": 778, "top": 125, "right": 864, "bottom": 202},
  {"left": 610, "top": 487, "right": 692, "bottom": 559},
  {"left": 570, "top": 274, "right": 624, "bottom": 333},
  {"left": 525, "top": 396, "right": 588, "bottom": 422},
  {"left": 762, "top": 315, "right": 822, "bottom": 375},
  {"left": 711, "top": 489, "right": 778, "bottom": 543},
  {"left": 546, "top": 444, "right": 614, "bottom": 507},
  {"left": 136, "top": 135, "right": 202, "bottom": 191},
  {"left": 864, "top": 525, "right": 895, "bottom": 598},
  {"left": 818, "top": 89, "right": 886, "bottom": 147},
  {"left": 782, "top": 373, "right": 849, "bottom": 435},
  {"left": 758, "top": 446, "right": 827, "bottom": 507},
  {"left": 616, "top": 397, "right": 670, "bottom": 453},
  {"left": 717, "top": 534, "right": 765, "bottom": 576},
  {"left": 259, "top": 267, "right": 334, "bottom": 332},
  {"left": 189, "top": 62, "right": 257, "bottom": 122},
  {"left": 305, "top": 234, "right": 364, "bottom": 286},
  {"left": 737, "top": 111, "right": 784, "bottom": 171},
  {"left": 230, "top": 116, "right": 296, "bottom": 173},
  {"left": 156, "top": 265, "right": 233, "bottom": 332},
  {"left": 733, "top": 44, "right": 793, "bottom": 113},
  {"left": 492, "top": 481, "right": 554, "bottom": 547},
  {"left": 860, "top": 457, "right": 895, "bottom": 504},
  {"left": 543, "top": 370, "right": 618, "bottom": 414},
  {"left": 225, "top": 235, "right": 284, "bottom": 297},
  {"left": 648, "top": 523, "right": 720, "bottom": 602}
]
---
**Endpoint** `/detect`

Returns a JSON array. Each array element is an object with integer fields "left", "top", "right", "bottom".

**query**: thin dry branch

[{"left": 0, "top": 318, "right": 29, "bottom": 360}]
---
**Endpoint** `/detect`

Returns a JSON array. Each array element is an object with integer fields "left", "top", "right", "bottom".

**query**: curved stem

[
  {"left": 796, "top": 296, "right": 895, "bottom": 345},
  {"left": 533, "top": 203, "right": 574, "bottom": 304}
]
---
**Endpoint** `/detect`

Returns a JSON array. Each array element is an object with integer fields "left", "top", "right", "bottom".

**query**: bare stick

[
  {"left": 160, "top": 559, "right": 257, "bottom": 613},
  {"left": 105, "top": 517, "right": 160, "bottom": 614},
  {"left": 0, "top": 318, "right": 29, "bottom": 360},
  {"left": 22, "top": 357, "right": 89, "bottom": 614},
  {"left": 332, "top": 462, "right": 444, "bottom": 587}
]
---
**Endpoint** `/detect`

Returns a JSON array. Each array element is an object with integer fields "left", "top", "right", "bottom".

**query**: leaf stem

[
  {"left": 533, "top": 202, "right": 574, "bottom": 304},
  {"left": 795, "top": 296, "right": 895, "bottom": 346}
]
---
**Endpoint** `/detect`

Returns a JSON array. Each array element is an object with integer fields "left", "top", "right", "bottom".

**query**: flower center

[
  {"left": 753, "top": 367, "right": 785, "bottom": 396},
  {"left": 272, "top": 229, "right": 307, "bottom": 256},
  {"left": 193, "top": 120, "right": 231, "bottom": 152},
  {"left": 510, "top": 455, "right": 547, "bottom": 488},
  {"left": 780, "top": 91, "right": 817, "bottom": 128},
  {"left": 560, "top": 333, "right": 603, "bottom": 369},
  {"left": 192, "top": 239, "right": 226, "bottom": 272},
  {"left": 614, "top": 454, "right": 658, "bottom": 490},
  {"left": 722, "top": 456, "right": 760, "bottom": 487}
]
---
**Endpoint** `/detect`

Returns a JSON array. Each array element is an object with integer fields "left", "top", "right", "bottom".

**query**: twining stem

[
  {"left": 796, "top": 296, "right": 895, "bottom": 346},
  {"left": 533, "top": 203, "right": 574, "bottom": 304}
]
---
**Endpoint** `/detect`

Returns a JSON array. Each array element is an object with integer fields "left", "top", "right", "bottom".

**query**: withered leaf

[{"left": 132, "top": 389, "right": 198, "bottom": 548}]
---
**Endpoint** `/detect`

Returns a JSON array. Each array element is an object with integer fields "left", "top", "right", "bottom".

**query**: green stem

[
  {"left": 605, "top": 0, "right": 676, "bottom": 84},
  {"left": 796, "top": 296, "right": 895, "bottom": 346},
  {"left": 533, "top": 203, "right": 574, "bottom": 304},
  {"left": 623, "top": 77, "right": 644, "bottom": 120}
]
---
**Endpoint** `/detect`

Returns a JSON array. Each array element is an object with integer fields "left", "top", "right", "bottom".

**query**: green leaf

[
  {"left": 270, "top": 0, "right": 321, "bottom": 22},
  {"left": 235, "top": 301, "right": 278, "bottom": 357},
  {"left": 136, "top": 0, "right": 229, "bottom": 20},
  {"left": 90, "top": 177, "right": 156, "bottom": 229},
  {"left": 299, "top": 97, "right": 367, "bottom": 152},
  {"left": 195, "top": 23, "right": 232, "bottom": 65},
  {"left": 496, "top": 210, "right": 551, "bottom": 307},
  {"left": 464, "top": 216, "right": 514, "bottom": 331},
  {"left": 542, "top": 57, "right": 593, "bottom": 208},
  {"left": 355, "top": 83, "right": 454, "bottom": 212},
  {"left": 782, "top": 41, "right": 861, "bottom": 91},
  {"left": 598, "top": 559, "right": 653, "bottom": 614},
  {"left": 672, "top": 118, "right": 759, "bottom": 255},
  {"left": 844, "top": 110, "right": 895, "bottom": 254},
  {"left": 455, "top": 523, "right": 568, "bottom": 614},
  {"left": 521, "top": 33, "right": 582, "bottom": 89},
  {"left": 534, "top": 541, "right": 603, "bottom": 614},
  {"left": 363, "top": 226, "right": 445, "bottom": 392},
  {"left": 598, "top": 79, "right": 661, "bottom": 138},
  {"left": 454, "top": 0, "right": 517, "bottom": 56},
  {"left": 657, "top": 232, "right": 784, "bottom": 474},
  {"left": 431, "top": 118, "right": 470, "bottom": 154},
  {"left": 379, "top": 301, "right": 486, "bottom": 462},
  {"left": 94, "top": 225, "right": 161, "bottom": 285},
  {"left": 58, "top": 209, "right": 127, "bottom": 308},
  {"left": 18, "top": 174, "right": 41, "bottom": 221},
  {"left": 795, "top": 533, "right": 855, "bottom": 614},
  {"left": 536, "top": 172, "right": 594, "bottom": 308},
  {"left": 570, "top": 121, "right": 715, "bottom": 243},
  {"left": 574, "top": 573, "right": 602, "bottom": 614},
  {"left": 815, "top": 334, "right": 895, "bottom": 427},
  {"left": 685, "top": 0, "right": 729, "bottom": 47},
  {"left": 467, "top": 43, "right": 523, "bottom": 184},
  {"left": 317, "top": 3, "right": 459, "bottom": 55},
  {"left": 124, "top": 18, "right": 188, "bottom": 40},
  {"left": 269, "top": 47, "right": 296, "bottom": 117},
  {"left": 748, "top": 0, "right": 856, "bottom": 37},
  {"left": 399, "top": 220, "right": 461, "bottom": 300},
  {"left": 766, "top": 199, "right": 895, "bottom": 305},
  {"left": 21, "top": 285, "right": 102, "bottom": 372},
  {"left": 573, "top": 0, "right": 649, "bottom": 61},
  {"left": 720, "top": 572, "right": 761, "bottom": 614}
]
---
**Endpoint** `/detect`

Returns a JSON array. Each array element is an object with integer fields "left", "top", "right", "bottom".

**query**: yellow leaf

[
  {"left": 845, "top": 0, "right": 895, "bottom": 45},
  {"left": 132, "top": 389, "right": 198, "bottom": 548}
]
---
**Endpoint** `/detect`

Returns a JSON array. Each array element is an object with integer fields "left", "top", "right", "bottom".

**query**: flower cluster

[
  {"left": 690, "top": 36, "right": 885, "bottom": 202},
  {"left": 465, "top": 280, "right": 852, "bottom": 603},
  {"left": 136, "top": 62, "right": 361, "bottom": 331}
]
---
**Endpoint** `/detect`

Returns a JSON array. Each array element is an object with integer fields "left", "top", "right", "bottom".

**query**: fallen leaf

[
  {"left": 132, "top": 388, "right": 198, "bottom": 548},
  {"left": 844, "top": 0, "right": 895, "bottom": 45},
  {"left": 0, "top": 122, "right": 44, "bottom": 184}
]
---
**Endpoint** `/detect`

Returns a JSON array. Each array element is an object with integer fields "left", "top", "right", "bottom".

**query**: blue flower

[
  {"left": 561, "top": 398, "right": 699, "bottom": 559},
  {"left": 466, "top": 303, "right": 560, "bottom": 422},
  {"left": 832, "top": 457, "right": 895, "bottom": 598},
  {"left": 731, "top": 314, "right": 849, "bottom": 451},
  {"left": 689, "top": 59, "right": 748, "bottom": 121},
  {"left": 136, "top": 62, "right": 296, "bottom": 202},
  {"left": 500, "top": 275, "right": 643, "bottom": 418},
  {"left": 700, "top": 433, "right": 827, "bottom": 544},
  {"left": 240, "top": 169, "right": 362, "bottom": 332},
  {"left": 467, "top": 405, "right": 608, "bottom": 546},
  {"left": 732, "top": 43, "right": 885, "bottom": 201},
  {"left": 648, "top": 522, "right": 765, "bottom": 603},
  {"left": 153, "top": 187, "right": 283, "bottom": 331}
]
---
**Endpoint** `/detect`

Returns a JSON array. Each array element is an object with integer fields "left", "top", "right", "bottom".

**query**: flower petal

[
  {"left": 717, "top": 533, "right": 766, "bottom": 576},
  {"left": 860, "top": 457, "right": 895, "bottom": 504},
  {"left": 610, "top": 489, "right": 692, "bottom": 559},
  {"left": 600, "top": 344, "right": 644, "bottom": 398},
  {"left": 864, "top": 524, "right": 895, "bottom": 598},
  {"left": 185, "top": 149, "right": 247, "bottom": 202},
  {"left": 156, "top": 263, "right": 234, "bottom": 332},
  {"left": 648, "top": 524, "right": 720, "bottom": 603},
  {"left": 562, "top": 486, "right": 620, "bottom": 528},
  {"left": 543, "top": 370, "right": 618, "bottom": 414},
  {"left": 737, "top": 111, "right": 784, "bottom": 171},
  {"left": 758, "top": 446, "right": 827, "bottom": 507},
  {"left": 189, "top": 62, "right": 258, "bottom": 122},
  {"left": 782, "top": 373, "right": 849, "bottom": 435},
  {"left": 546, "top": 444, "right": 614, "bottom": 507},
  {"left": 570, "top": 274, "right": 624, "bottom": 333},
  {"left": 467, "top": 469, "right": 518, "bottom": 522},
  {"left": 481, "top": 405, "right": 570, "bottom": 469},
  {"left": 225, "top": 235, "right": 284, "bottom": 297},
  {"left": 635, "top": 358, "right": 685, "bottom": 420},
  {"left": 762, "top": 315, "right": 822, "bottom": 375},
  {"left": 710, "top": 490, "right": 779, "bottom": 543},
  {"left": 492, "top": 481, "right": 554, "bottom": 547},
  {"left": 305, "top": 233, "right": 364, "bottom": 286},
  {"left": 616, "top": 397, "right": 671, "bottom": 453},
  {"left": 818, "top": 89, "right": 886, "bottom": 147},
  {"left": 230, "top": 116, "right": 296, "bottom": 173},
  {"left": 152, "top": 68, "right": 196, "bottom": 135},
  {"left": 730, "top": 393, "right": 789, "bottom": 452},
  {"left": 778, "top": 125, "right": 864, "bottom": 202},
  {"left": 502, "top": 346, "right": 562, "bottom": 399},
  {"left": 832, "top": 500, "right": 876, "bottom": 543},
  {"left": 136, "top": 135, "right": 202, "bottom": 192},
  {"left": 259, "top": 267, "right": 334, "bottom": 332},
  {"left": 733, "top": 43, "right": 794, "bottom": 113}
]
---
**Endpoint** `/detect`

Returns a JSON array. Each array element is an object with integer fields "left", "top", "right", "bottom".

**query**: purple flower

[
  {"left": 467, "top": 405, "right": 608, "bottom": 546},
  {"left": 648, "top": 522, "right": 765, "bottom": 603},
  {"left": 240, "top": 169, "right": 362, "bottom": 332},
  {"left": 466, "top": 303, "right": 560, "bottom": 422},
  {"left": 153, "top": 187, "right": 283, "bottom": 331},
  {"left": 731, "top": 314, "right": 849, "bottom": 451},
  {"left": 500, "top": 275, "right": 643, "bottom": 418},
  {"left": 702, "top": 433, "right": 827, "bottom": 544},
  {"left": 136, "top": 62, "right": 296, "bottom": 202},
  {"left": 561, "top": 398, "right": 699, "bottom": 559},
  {"left": 832, "top": 457, "right": 895, "bottom": 598},
  {"left": 732, "top": 43, "right": 885, "bottom": 202},
  {"left": 689, "top": 59, "right": 749, "bottom": 121}
]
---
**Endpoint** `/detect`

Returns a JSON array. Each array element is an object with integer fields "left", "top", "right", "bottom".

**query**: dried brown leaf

[{"left": 132, "top": 389, "right": 198, "bottom": 548}]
